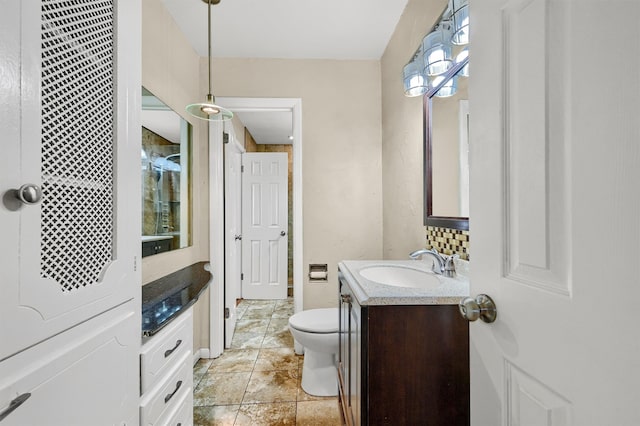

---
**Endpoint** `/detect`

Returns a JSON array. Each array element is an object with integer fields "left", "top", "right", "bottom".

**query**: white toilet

[{"left": 288, "top": 308, "right": 339, "bottom": 397}]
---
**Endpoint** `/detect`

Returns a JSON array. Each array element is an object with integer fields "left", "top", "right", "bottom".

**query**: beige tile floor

[{"left": 193, "top": 298, "right": 343, "bottom": 425}]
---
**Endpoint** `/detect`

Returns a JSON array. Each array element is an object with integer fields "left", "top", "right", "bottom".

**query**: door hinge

[
  {"left": 241, "top": 165, "right": 244, "bottom": 172},
  {"left": 133, "top": 256, "right": 137, "bottom": 272},
  {"left": 241, "top": 273, "right": 244, "bottom": 280},
  {"left": 223, "top": 132, "right": 229, "bottom": 144},
  {"left": 224, "top": 307, "right": 230, "bottom": 319}
]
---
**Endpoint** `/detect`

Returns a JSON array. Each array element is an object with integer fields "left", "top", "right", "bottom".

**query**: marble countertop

[
  {"left": 142, "top": 261, "right": 212, "bottom": 341},
  {"left": 338, "top": 259, "right": 469, "bottom": 306}
]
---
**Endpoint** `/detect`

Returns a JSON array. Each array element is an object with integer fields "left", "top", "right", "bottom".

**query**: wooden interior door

[
  {"left": 224, "top": 136, "right": 244, "bottom": 347},
  {"left": 468, "top": 0, "right": 640, "bottom": 424},
  {"left": 241, "top": 152, "right": 288, "bottom": 300}
]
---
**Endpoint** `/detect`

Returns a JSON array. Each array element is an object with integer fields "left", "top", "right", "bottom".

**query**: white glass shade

[
  {"left": 449, "top": 0, "right": 469, "bottom": 45},
  {"left": 403, "top": 57, "right": 428, "bottom": 97},
  {"left": 186, "top": 95, "right": 233, "bottom": 121},
  {"left": 422, "top": 27, "right": 453, "bottom": 76}
]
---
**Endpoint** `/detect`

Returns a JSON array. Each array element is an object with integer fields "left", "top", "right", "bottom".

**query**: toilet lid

[{"left": 289, "top": 308, "right": 339, "bottom": 333}]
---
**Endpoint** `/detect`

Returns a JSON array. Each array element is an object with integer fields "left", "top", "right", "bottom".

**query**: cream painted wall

[
  {"left": 209, "top": 58, "right": 383, "bottom": 309},
  {"left": 380, "top": 0, "right": 447, "bottom": 259},
  {"left": 141, "top": 0, "right": 210, "bottom": 353}
]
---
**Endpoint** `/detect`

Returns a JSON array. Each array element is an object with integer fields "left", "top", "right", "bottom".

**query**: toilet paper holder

[{"left": 308, "top": 264, "right": 328, "bottom": 282}]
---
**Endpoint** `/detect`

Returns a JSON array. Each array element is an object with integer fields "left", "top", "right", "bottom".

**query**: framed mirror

[
  {"left": 424, "top": 56, "right": 469, "bottom": 230},
  {"left": 141, "top": 87, "right": 192, "bottom": 257}
]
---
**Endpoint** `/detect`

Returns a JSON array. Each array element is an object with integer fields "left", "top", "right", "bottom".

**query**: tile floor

[{"left": 193, "top": 298, "right": 343, "bottom": 425}]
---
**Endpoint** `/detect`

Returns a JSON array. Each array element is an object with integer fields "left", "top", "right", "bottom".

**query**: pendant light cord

[{"left": 207, "top": 0, "right": 212, "bottom": 97}]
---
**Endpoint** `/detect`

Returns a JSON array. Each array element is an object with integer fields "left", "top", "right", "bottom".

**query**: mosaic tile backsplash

[{"left": 426, "top": 226, "right": 470, "bottom": 260}]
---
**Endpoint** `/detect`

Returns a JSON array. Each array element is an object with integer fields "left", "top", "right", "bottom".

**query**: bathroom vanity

[
  {"left": 337, "top": 260, "right": 470, "bottom": 426},
  {"left": 140, "top": 262, "right": 211, "bottom": 425}
]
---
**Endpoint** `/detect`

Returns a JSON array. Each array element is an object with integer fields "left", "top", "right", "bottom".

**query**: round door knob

[
  {"left": 17, "top": 184, "right": 43, "bottom": 205},
  {"left": 280, "top": 231, "right": 286, "bottom": 236},
  {"left": 235, "top": 234, "right": 242, "bottom": 240},
  {"left": 459, "top": 294, "right": 497, "bottom": 323}
]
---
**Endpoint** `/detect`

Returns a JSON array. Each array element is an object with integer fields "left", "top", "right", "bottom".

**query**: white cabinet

[
  {"left": 0, "top": 0, "right": 141, "bottom": 423},
  {"left": 0, "top": 303, "right": 139, "bottom": 425},
  {"left": 0, "top": 0, "right": 141, "bottom": 361},
  {"left": 140, "top": 309, "right": 194, "bottom": 426}
]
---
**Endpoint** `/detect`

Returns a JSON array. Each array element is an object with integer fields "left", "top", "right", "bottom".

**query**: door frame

[{"left": 209, "top": 97, "right": 302, "bottom": 358}]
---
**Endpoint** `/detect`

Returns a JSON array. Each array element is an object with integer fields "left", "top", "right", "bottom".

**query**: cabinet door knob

[{"left": 16, "top": 184, "right": 43, "bottom": 205}]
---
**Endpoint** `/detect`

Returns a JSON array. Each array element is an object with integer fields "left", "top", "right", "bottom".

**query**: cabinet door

[
  {"left": 349, "top": 297, "right": 361, "bottom": 426},
  {"left": 0, "top": 0, "right": 140, "bottom": 361},
  {"left": 0, "top": 303, "right": 139, "bottom": 426}
]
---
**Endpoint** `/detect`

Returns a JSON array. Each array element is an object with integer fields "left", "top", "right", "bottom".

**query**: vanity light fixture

[
  {"left": 403, "top": 47, "right": 429, "bottom": 97},
  {"left": 449, "top": 0, "right": 469, "bottom": 45},
  {"left": 422, "top": 23, "right": 454, "bottom": 76},
  {"left": 186, "top": 0, "right": 233, "bottom": 122}
]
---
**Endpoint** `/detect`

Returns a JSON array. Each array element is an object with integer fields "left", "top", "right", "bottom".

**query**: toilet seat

[{"left": 289, "top": 308, "right": 338, "bottom": 333}]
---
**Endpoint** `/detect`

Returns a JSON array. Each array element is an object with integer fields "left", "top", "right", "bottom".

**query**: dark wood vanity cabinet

[{"left": 338, "top": 274, "right": 470, "bottom": 426}]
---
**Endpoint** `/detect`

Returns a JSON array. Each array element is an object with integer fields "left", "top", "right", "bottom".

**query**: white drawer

[
  {"left": 140, "top": 351, "right": 192, "bottom": 426},
  {"left": 141, "top": 309, "right": 193, "bottom": 393},
  {"left": 158, "top": 388, "right": 193, "bottom": 426}
]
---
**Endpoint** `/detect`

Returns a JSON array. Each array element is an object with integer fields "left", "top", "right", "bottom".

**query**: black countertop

[{"left": 141, "top": 261, "right": 212, "bottom": 340}]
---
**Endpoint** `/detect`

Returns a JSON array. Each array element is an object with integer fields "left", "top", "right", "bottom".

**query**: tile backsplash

[{"left": 426, "top": 226, "right": 470, "bottom": 260}]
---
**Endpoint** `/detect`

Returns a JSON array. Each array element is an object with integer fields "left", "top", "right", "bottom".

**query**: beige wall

[
  {"left": 141, "top": 0, "right": 210, "bottom": 353},
  {"left": 380, "top": 0, "right": 447, "bottom": 259},
  {"left": 210, "top": 58, "right": 384, "bottom": 309}
]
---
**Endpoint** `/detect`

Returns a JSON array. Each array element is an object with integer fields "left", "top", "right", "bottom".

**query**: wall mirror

[
  {"left": 141, "top": 87, "right": 192, "bottom": 257},
  {"left": 424, "top": 58, "right": 469, "bottom": 230},
  {"left": 419, "top": 1, "right": 469, "bottom": 231}
]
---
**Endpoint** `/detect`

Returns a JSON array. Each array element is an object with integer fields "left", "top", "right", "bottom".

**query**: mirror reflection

[
  {"left": 429, "top": 66, "right": 469, "bottom": 218},
  {"left": 141, "top": 87, "right": 192, "bottom": 257}
]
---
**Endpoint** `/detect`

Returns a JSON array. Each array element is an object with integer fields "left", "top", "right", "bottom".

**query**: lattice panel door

[
  {"left": 0, "top": 0, "right": 139, "bottom": 361},
  {"left": 41, "top": 0, "right": 115, "bottom": 292}
]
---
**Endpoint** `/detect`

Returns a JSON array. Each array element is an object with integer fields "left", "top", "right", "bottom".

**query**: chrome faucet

[{"left": 409, "top": 248, "right": 457, "bottom": 278}]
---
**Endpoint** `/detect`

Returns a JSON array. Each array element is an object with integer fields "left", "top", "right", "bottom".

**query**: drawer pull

[
  {"left": 164, "top": 380, "right": 182, "bottom": 404},
  {"left": 0, "top": 393, "right": 31, "bottom": 422},
  {"left": 164, "top": 339, "right": 182, "bottom": 358}
]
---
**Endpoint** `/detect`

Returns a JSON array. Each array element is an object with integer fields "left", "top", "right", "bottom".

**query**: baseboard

[{"left": 193, "top": 348, "right": 211, "bottom": 365}]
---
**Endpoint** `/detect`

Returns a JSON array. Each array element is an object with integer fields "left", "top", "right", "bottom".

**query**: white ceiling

[
  {"left": 233, "top": 110, "right": 293, "bottom": 145},
  {"left": 160, "top": 0, "right": 409, "bottom": 143},
  {"left": 162, "top": 0, "right": 409, "bottom": 60}
]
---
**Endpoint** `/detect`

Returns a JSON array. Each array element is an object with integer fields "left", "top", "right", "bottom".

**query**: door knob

[
  {"left": 280, "top": 231, "right": 286, "bottom": 236},
  {"left": 459, "top": 294, "right": 497, "bottom": 323},
  {"left": 16, "top": 184, "right": 43, "bottom": 205},
  {"left": 235, "top": 234, "right": 242, "bottom": 240}
]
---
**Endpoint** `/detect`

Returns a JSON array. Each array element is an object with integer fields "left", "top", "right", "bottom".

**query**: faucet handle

[{"left": 443, "top": 254, "right": 459, "bottom": 278}]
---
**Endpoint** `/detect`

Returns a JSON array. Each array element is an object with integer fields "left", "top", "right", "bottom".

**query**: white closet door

[
  {"left": 241, "top": 152, "right": 289, "bottom": 300},
  {"left": 0, "top": 0, "right": 139, "bottom": 361}
]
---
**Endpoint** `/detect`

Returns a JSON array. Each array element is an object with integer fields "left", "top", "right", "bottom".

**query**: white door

[
  {"left": 224, "top": 136, "right": 244, "bottom": 347},
  {"left": 241, "top": 152, "right": 288, "bottom": 300},
  {"left": 0, "top": 0, "right": 138, "bottom": 361},
  {"left": 468, "top": 0, "right": 640, "bottom": 425}
]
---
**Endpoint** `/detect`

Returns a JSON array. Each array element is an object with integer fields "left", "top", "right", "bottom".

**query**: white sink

[{"left": 359, "top": 265, "right": 441, "bottom": 289}]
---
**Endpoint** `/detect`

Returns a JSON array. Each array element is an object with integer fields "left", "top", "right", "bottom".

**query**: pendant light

[{"left": 186, "top": 0, "right": 233, "bottom": 121}]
